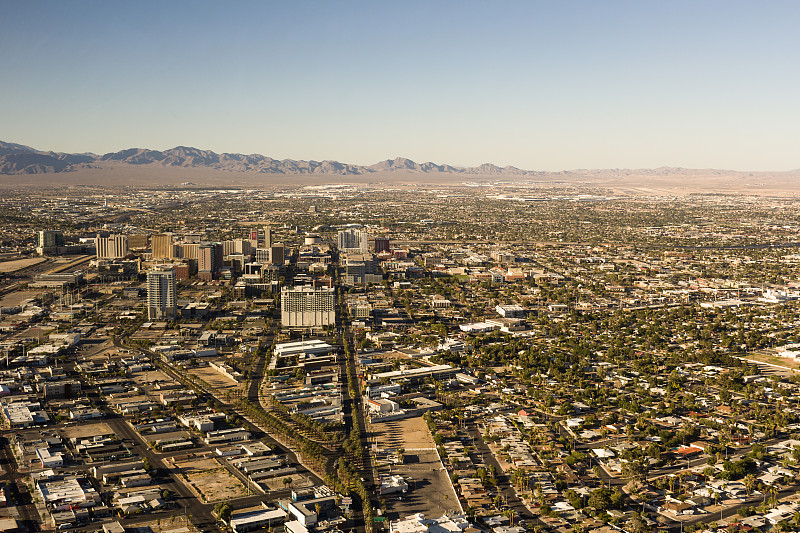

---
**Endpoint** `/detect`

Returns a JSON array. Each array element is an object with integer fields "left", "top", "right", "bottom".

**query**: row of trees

[
  {"left": 236, "top": 399, "right": 328, "bottom": 472},
  {"left": 340, "top": 324, "right": 375, "bottom": 532}
]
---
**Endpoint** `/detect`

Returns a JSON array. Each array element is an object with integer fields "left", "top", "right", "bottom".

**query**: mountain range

[{"left": 0, "top": 140, "right": 533, "bottom": 176}]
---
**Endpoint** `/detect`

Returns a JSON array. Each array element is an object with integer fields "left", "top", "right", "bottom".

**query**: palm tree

[
  {"left": 504, "top": 509, "right": 516, "bottom": 527},
  {"left": 744, "top": 474, "right": 756, "bottom": 497},
  {"left": 532, "top": 482, "right": 544, "bottom": 505}
]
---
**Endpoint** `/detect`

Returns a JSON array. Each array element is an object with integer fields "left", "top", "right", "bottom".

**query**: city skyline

[{"left": 2, "top": 1, "right": 799, "bottom": 172}]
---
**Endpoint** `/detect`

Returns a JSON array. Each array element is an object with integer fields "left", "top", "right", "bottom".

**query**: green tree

[
  {"left": 214, "top": 502, "right": 233, "bottom": 523},
  {"left": 628, "top": 514, "right": 649, "bottom": 533},
  {"left": 588, "top": 488, "right": 611, "bottom": 511}
]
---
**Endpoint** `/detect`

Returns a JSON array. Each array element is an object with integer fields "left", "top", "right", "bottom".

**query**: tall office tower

[
  {"left": 222, "top": 240, "right": 237, "bottom": 256},
  {"left": 147, "top": 267, "right": 176, "bottom": 320},
  {"left": 151, "top": 234, "right": 174, "bottom": 259},
  {"left": 263, "top": 227, "right": 272, "bottom": 248},
  {"left": 270, "top": 243, "right": 285, "bottom": 265},
  {"left": 95, "top": 234, "right": 129, "bottom": 259},
  {"left": 234, "top": 239, "right": 253, "bottom": 257},
  {"left": 281, "top": 286, "right": 336, "bottom": 328},
  {"left": 255, "top": 248, "right": 270, "bottom": 263},
  {"left": 374, "top": 237, "right": 391, "bottom": 254},
  {"left": 38, "top": 230, "right": 64, "bottom": 249},
  {"left": 337, "top": 228, "right": 369, "bottom": 253},
  {"left": 198, "top": 243, "right": 223, "bottom": 281}
]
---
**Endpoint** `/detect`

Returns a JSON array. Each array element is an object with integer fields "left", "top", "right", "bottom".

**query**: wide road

[
  {"left": 465, "top": 423, "right": 547, "bottom": 530},
  {"left": 103, "top": 417, "right": 221, "bottom": 533},
  {"left": 0, "top": 437, "right": 42, "bottom": 532}
]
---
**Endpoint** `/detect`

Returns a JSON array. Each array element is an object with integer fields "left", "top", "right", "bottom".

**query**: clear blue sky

[{"left": 1, "top": 1, "right": 798, "bottom": 171}]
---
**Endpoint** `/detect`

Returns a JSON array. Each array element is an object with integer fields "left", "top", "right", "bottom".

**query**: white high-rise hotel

[
  {"left": 281, "top": 286, "right": 335, "bottom": 328},
  {"left": 337, "top": 228, "right": 368, "bottom": 253},
  {"left": 147, "top": 267, "right": 176, "bottom": 320},
  {"left": 95, "top": 234, "right": 129, "bottom": 259}
]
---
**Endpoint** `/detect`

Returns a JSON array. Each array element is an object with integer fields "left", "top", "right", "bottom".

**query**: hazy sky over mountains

[{"left": 1, "top": 1, "right": 798, "bottom": 171}]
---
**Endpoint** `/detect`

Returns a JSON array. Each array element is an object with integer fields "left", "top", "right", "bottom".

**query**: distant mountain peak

[
  {"left": 0, "top": 140, "right": 787, "bottom": 181},
  {"left": 1, "top": 140, "right": 544, "bottom": 176}
]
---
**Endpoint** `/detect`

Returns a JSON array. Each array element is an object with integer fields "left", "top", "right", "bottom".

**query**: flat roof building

[
  {"left": 281, "top": 287, "right": 335, "bottom": 329},
  {"left": 230, "top": 507, "right": 287, "bottom": 533},
  {"left": 370, "top": 365, "right": 457, "bottom": 386},
  {"left": 274, "top": 339, "right": 335, "bottom": 358}
]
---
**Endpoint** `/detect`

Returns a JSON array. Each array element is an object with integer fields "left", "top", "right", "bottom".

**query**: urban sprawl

[{"left": 2, "top": 184, "right": 800, "bottom": 533}]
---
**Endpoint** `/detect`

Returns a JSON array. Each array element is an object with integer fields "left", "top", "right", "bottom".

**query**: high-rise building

[
  {"left": 255, "top": 244, "right": 284, "bottom": 265},
  {"left": 235, "top": 239, "right": 253, "bottom": 256},
  {"left": 281, "top": 286, "right": 336, "bottom": 328},
  {"left": 147, "top": 267, "right": 176, "bottom": 320},
  {"left": 222, "top": 240, "right": 237, "bottom": 256},
  {"left": 220, "top": 238, "right": 253, "bottom": 258},
  {"left": 95, "top": 234, "right": 128, "bottom": 259},
  {"left": 270, "top": 243, "right": 285, "bottom": 265},
  {"left": 128, "top": 234, "right": 149, "bottom": 250},
  {"left": 263, "top": 227, "right": 272, "bottom": 248},
  {"left": 151, "top": 234, "right": 174, "bottom": 259},
  {"left": 36, "top": 230, "right": 66, "bottom": 255},
  {"left": 38, "top": 230, "right": 64, "bottom": 249},
  {"left": 181, "top": 243, "right": 199, "bottom": 260},
  {"left": 198, "top": 243, "right": 223, "bottom": 281},
  {"left": 337, "top": 228, "right": 368, "bottom": 253},
  {"left": 344, "top": 254, "right": 383, "bottom": 285},
  {"left": 374, "top": 237, "right": 391, "bottom": 254}
]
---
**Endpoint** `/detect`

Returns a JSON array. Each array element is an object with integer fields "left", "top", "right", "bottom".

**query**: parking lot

[{"left": 370, "top": 415, "right": 461, "bottom": 520}]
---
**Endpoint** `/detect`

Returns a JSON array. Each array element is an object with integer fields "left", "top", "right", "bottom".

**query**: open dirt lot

[
  {"left": 78, "top": 338, "right": 115, "bottom": 358},
  {"left": 371, "top": 415, "right": 436, "bottom": 450},
  {"left": 261, "top": 473, "right": 315, "bottom": 492},
  {"left": 170, "top": 456, "right": 248, "bottom": 503},
  {"left": 61, "top": 422, "right": 116, "bottom": 440},
  {"left": 130, "top": 369, "right": 177, "bottom": 386},
  {"left": 189, "top": 366, "right": 240, "bottom": 390},
  {"left": 0, "top": 257, "right": 47, "bottom": 273},
  {"left": 741, "top": 353, "right": 800, "bottom": 374},
  {"left": 9, "top": 326, "right": 54, "bottom": 342},
  {"left": 0, "top": 290, "right": 46, "bottom": 307},
  {"left": 124, "top": 520, "right": 194, "bottom": 533}
]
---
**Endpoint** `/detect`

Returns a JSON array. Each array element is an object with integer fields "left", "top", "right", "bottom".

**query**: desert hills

[{"left": 1, "top": 140, "right": 799, "bottom": 195}]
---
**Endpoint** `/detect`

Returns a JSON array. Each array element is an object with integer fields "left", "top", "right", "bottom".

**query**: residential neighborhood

[{"left": 2, "top": 184, "right": 800, "bottom": 533}]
